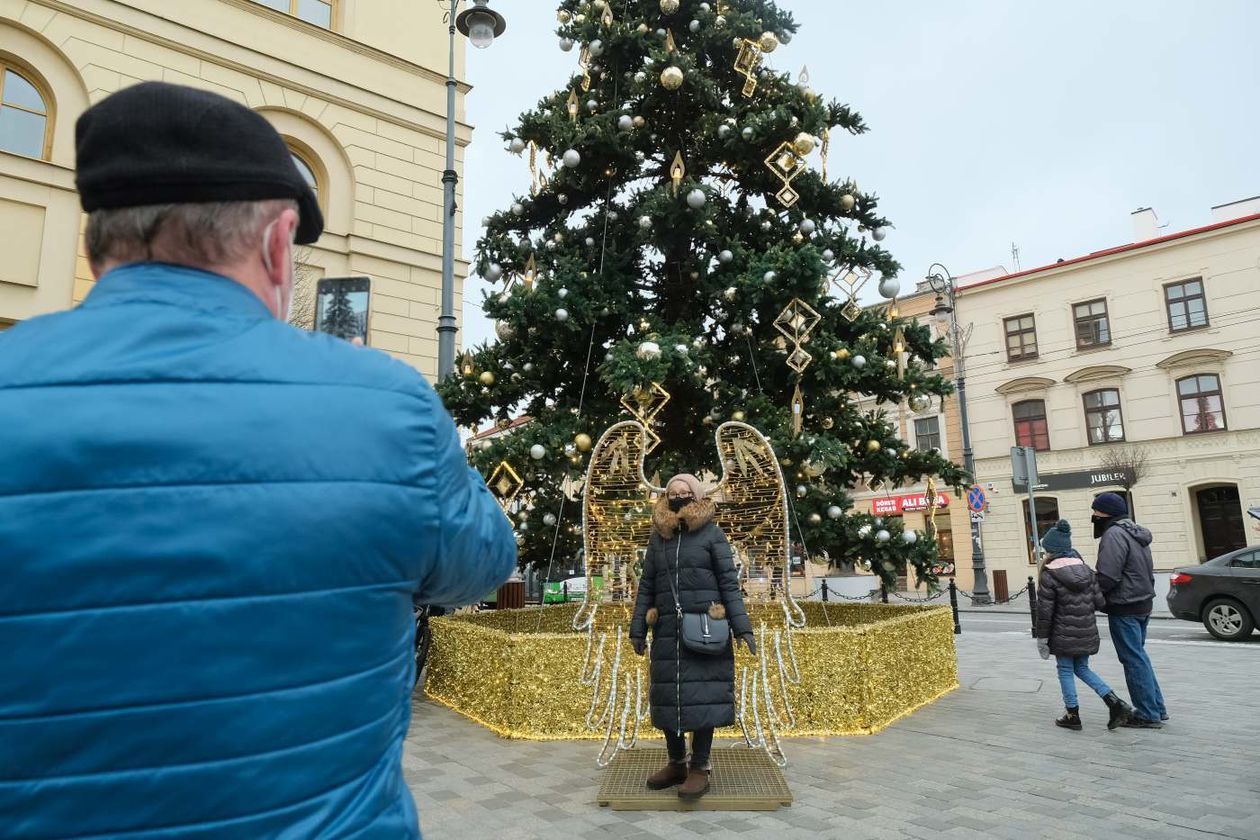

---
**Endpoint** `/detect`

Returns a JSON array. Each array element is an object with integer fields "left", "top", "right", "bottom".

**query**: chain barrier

[
  {"left": 802, "top": 584, "right": 887, "bottom": 602},
  {"left": 956, "top": 585, "right": 1030, "bottom": 605},
  {"left": 890, "top": 589, "right": 948, "bottom": 604}
]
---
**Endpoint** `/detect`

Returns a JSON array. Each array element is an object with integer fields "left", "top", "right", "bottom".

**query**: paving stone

[{"left": 407, "top": 625, "right": 1260, "bottom": 840}]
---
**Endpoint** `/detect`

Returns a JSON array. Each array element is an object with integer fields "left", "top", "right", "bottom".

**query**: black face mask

[
  {"left": 1092, "top": 516, "right": 1113, "bottom": 539},
  {"left": 668, "top": 496, "right": 693, "bottom": 513}
]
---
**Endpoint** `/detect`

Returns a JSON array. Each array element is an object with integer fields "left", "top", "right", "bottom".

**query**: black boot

[
  {"left": 1055, "top": 707, "right": 1082, "bottom": 731},
  {"left": 1103, "top": 692, "right": 1133, "bottom": 730}
]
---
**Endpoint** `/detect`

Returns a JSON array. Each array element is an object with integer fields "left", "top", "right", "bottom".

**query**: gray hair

[{"left": 85, "top": 199, "right": 297, "bottom": 268}]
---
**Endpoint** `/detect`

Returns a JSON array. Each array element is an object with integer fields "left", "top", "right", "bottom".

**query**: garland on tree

[{"left": 439, "top": 0, "right": 969, "bottom": 589}]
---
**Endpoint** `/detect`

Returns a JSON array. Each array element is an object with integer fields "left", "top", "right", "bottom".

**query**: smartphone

[{"left": 314, "top": 276, "right": 371, "bottom": 344}]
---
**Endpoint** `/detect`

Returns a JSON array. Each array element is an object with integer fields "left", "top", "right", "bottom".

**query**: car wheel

[{"left": 1202, "top": 598, "right": 1255, "bottom": 641}]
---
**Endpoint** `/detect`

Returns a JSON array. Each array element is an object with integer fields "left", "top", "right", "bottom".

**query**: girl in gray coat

[
  {"left": 1036, "top": 520, "right": 1134, "bottom": 730},
  {"left": 630, "top": 474, "right": 754, "bottom": 800}
]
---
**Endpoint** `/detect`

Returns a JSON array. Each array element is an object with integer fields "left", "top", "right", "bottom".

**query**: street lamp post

[
  {"left": 438, "top": 0, "right": 506, "bottom": 382},
  {"left": 926, "top": 263, "right": 992, "bottom": 605}
]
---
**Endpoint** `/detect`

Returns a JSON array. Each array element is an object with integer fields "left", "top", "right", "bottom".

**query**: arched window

[
  {"left": 286, "top": 142, "right": 323, "bottom": 211},
  {"left": 0, "top": 62, "right": 51, "bottom": 159}
]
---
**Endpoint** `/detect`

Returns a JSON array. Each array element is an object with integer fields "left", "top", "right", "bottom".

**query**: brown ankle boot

[
  {"left": 646, "top": 761, "right": 688, "bottom": 790},
  {"left": 678, "top": 767, "right": 711, "bottom": 800}
]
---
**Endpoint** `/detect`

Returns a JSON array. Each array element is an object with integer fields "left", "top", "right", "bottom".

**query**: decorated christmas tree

[{"left": 439, "top": 0, "right": 968, "bottom": 588}]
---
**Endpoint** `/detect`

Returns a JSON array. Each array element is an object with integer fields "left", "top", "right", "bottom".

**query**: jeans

[
  {"left": 1055, "top": 655, "right": 1111, "bottom": 709},
  {"left": 1108, "top": 614, "right": 1166, "bottom": 721},
  {"left": 663, "top": 727, "right": 714, "bottom": 768}
]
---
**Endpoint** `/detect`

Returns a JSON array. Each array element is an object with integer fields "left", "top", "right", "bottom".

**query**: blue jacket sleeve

[{"left": 417, "top": 402, "right": 517, "bottom": 608}]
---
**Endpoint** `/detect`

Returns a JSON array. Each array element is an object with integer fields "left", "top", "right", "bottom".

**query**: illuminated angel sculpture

[{"left": 573, "top": 420, "right": 806, "bottom": 768}]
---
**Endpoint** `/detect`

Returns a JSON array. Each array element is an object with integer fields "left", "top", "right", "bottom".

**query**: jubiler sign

[{"left": 1012, "top": 468, "right": 1133, "bottom": 494}]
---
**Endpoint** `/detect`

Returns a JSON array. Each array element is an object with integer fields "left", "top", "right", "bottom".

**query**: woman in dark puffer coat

[
  {"left": 1036, "top": 520, "right": 1134, "bottom": 730},
  {"left": 629, "top": 474, "right": 754, "bottom": 801}
]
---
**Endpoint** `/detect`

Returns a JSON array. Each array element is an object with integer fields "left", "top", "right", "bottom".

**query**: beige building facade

[
  {"left": 848, "top": 285, "right": 976, "bottom": 592},
  {"left": 0, "top": 0, "right": 470, "bottom": 377},
  {"left": 958, "top": 200, "right": 1260, "bottom": 589}
]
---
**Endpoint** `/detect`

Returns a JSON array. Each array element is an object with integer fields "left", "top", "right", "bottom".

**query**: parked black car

[{"left": 1166, "top": 544, "right": 1260, "bottom": 641}]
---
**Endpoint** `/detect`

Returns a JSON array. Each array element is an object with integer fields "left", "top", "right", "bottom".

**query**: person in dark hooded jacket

[
  {"left": 1093, "top": 492, "right": 1167, "bottom": 728},
  {"left": 1036, "top": 520, "right": 1134, "bottom": 730},
  {"left": 630, "top": 474, "right": 754, "bottom": 801}
]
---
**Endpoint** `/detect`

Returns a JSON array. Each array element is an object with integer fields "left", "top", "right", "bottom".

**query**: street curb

[{"left": 957, "top": 606, "right": 1175, "bottom": 620}]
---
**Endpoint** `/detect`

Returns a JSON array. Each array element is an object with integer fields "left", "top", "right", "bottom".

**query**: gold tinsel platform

[
  {"left": 596, "top": 748, "right": 792, "bottom": 811},
  {"left": 424, "top": 602, "right": 958, "bottom": 740}
]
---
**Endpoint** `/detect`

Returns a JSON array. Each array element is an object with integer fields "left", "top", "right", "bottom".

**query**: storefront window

[{"left": 1021, "top": 497, "right": 1060, "bottom": 564}]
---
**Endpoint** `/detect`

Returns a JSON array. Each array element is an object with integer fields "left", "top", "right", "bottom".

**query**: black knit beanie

[{"left": 74, "top": 82, "right": 323, "bottom": 245}]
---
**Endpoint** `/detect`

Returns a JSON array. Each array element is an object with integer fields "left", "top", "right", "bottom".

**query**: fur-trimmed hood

[{"left": 652, "top": 496, "right": 716, "bottom": 538}]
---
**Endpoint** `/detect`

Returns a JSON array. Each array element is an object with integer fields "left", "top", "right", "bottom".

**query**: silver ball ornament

[
  {"left": 588, "top": 39, "right": 604, "bottom": 57},
  {"left": 902, "top": 530, "right": 919, "bottom": 545},
  {"left": 618, "top": 114, "right": 634, "bottom": 131},
  {"left": 763, "top": 270, "right": 776, "bottom": 283},
  {"left": 822, "top": 248, "right": 835, "bottom": 262},
  {"left": 554, "top": 308, "right": 569, "bottom": 322},
  {"left": 689, "top": 19, "right": 701, "bottom": 32},
  {"left": 557, "top": 288, "right": 569, "bottom": 299},
  {"left": 876, "top": 529, "right": 891, "bottom": 543},
  {"left": 543, "top": 513, "right": 557, "bottom": 526},
  {"left": 799, "top": 218, "right": 817, "bottom": 235},
  {"left": 529, "top": 445, "right": 546, "bottom": 460},
  {"left": 741, "top": 126, "right": 755, "bottom": 141},
  {"left": 718, "top": 249, "right": 734, "bottom": 264},
  {"left": 827, "top": 505, "right": 843, "bottom": 519},
  {"left": 485, "top": 263, "right": 503, "bottom": 282},
  {"left": 511, "top": 202, "right": 524, "bottom": 216},
  {"left": 562, "top": 148, "right": 581, "bottom": 168},
  {"left": 509, "top": 138, "right": 526, "bottom": 154},
  {"left": 872, "top": 227, "right": 887, "bottom": 241},
  {"left": 686, "top": 189, "right": 706, "bottom": 209},
  {"left": 796, "top": 484, "right": 808, "bottom": 498},
  {"left": 559, "top": 37, "right": 574, "bottom": 52},
  {"left": 639, "top": 215, "right": 653, "bottom": 229},
  {"left": 878, "top": 276, "right": 901, "bottom": 299},
  {"left": 636, "top": 340, "right": 661, "bottom": 360}
]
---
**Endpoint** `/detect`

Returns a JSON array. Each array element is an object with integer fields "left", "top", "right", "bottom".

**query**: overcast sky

[{"left": 457, "top": 0, "right": 1260, "bottom": 348}]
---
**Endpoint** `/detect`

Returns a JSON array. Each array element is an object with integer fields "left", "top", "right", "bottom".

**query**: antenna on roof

[{"left": 1010, "top": 242, "right": 1021, "bottom": 272}]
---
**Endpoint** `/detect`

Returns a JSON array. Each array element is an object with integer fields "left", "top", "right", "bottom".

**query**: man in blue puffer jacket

[{"left": 0, "top": 82, "right": 516, "bottom": 838}]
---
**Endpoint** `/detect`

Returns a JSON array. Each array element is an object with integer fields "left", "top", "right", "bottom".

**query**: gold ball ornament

[
  {"left": 557, "top": 10, "right": 571, "bottom": 23},
  {"left": 822, "top": 417, "right": 835, "bottom": 430},
  {"left": 840, "top": 194, "right": 856, "bottom": 212},
  {"left": 793, "top": 132, "right": 816, "bottom": 156},
  {"left": 759, "top": 31, "right": 780, "bottom": 53},
  {"left": 732, "top": 410, "right": 746, "bottom": 422},
  {"left": 479, "top": 371, "right": 496, "bottom": 386},
  {"left": 575, "top": 433, "right": 593, "bottom": 452},
  {"left": 833, "top": 348, "right": 851, "bottom": 361},
  {"left": 867, "top": 439, "right": 881, "bottom": 453},
  {"left": 632, "top": 115, "right": 646, "bottom": 128},
  {"left": 660, "top": 66, "right": 685, "bottom": 90},
  {"left": 660, "top": 0, "right": 680, "bottom": 12}
]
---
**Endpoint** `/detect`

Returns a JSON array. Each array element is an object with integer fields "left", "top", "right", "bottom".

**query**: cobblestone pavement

[{"left": 404, "top": 614, "right": 1260, "bottom": 839}]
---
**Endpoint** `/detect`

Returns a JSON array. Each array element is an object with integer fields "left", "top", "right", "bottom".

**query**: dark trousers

[{"left": 663, "top": 727, "right": 714, "bottom": 768}]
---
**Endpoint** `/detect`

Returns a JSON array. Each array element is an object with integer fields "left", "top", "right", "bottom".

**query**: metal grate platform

[{"left": 596, "top": 747, "right": 793, "bottom": 811}]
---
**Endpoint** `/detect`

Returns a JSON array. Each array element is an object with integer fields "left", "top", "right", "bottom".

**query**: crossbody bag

[{"left": 665, "top": 537, "right": 731, "bottom": 656}]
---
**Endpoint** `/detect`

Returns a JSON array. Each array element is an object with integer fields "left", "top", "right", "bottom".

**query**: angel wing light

[{"left": 574, "top": 420, "right": 805, "bottom": 767}]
